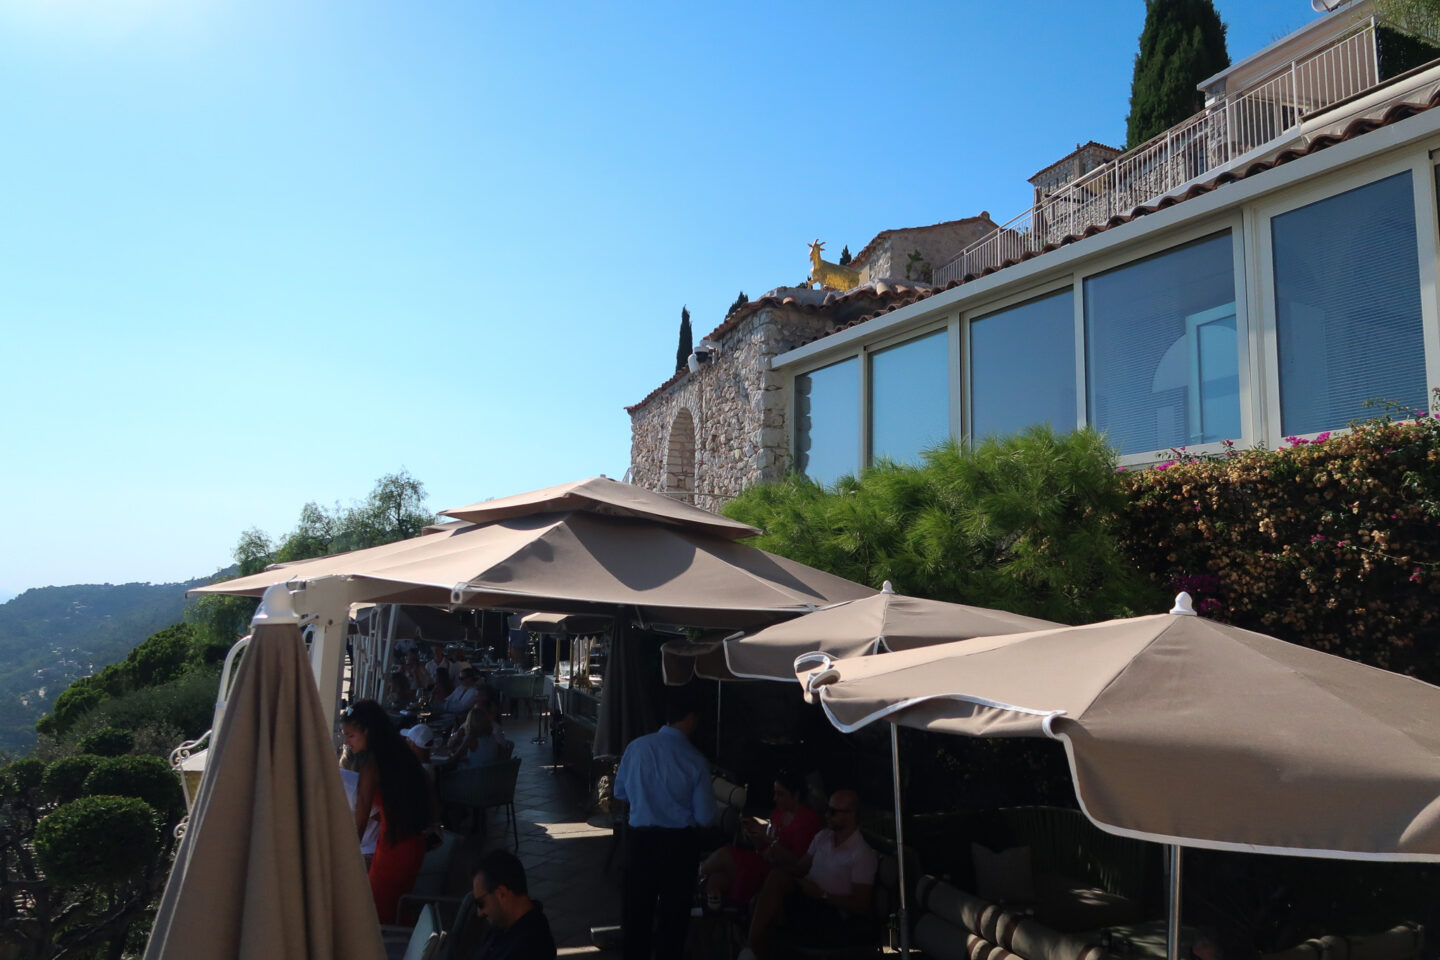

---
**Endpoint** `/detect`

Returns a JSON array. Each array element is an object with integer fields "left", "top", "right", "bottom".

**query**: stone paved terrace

[{"left": 462, "top": 725, "right": 623, "bottom": 957}]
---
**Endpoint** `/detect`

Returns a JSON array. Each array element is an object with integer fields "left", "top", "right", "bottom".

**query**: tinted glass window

[
  {"left": 1084, "top": 233, "right": 1240, "bottom": 455},
  {"left": 1273, "top": 172, "right": 1426, "bottom": 434},
  {"left": 870, "top": 329, "right": 950, "bottom": 464},
  {"left": 794, "top": 358, "right": 859, "bottom": 484},
  {"left": 970, "top": 291, "right": 1077, "bottom": 439}
]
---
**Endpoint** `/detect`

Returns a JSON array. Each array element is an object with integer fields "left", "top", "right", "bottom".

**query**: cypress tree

[
  {"left": 1125, "top": 0, "right": 1229, "bottom": 148},
  {"left": 675, "top": 306, "right": 692, "bottom": 373},
  {"left": 727, "top": 291, "right": 749, "bottom": 317},
  {"left": 838, "top": 245, "right": 852, "bottom": 266}
]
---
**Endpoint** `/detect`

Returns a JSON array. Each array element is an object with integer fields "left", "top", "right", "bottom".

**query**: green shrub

[
  {"left": 96, "top": 667, "right": 220, "bottom": 741},
  {"left": 77, "top": 727, "right": 134, "bottom": 757},
  {"left": 34, "top": 795, "right": 159, "bottom": 887},
  {"left": 725, "top": 427, "right": 1160, "bottom": 624},
  {"left": 1118, "top": 408, "right": 1440, "bottom": 680},
  {"left": 3, "top": 756, "right": 46, "bottom": 797},
  {"left": 83, "top": 755, "right": 184, "bottom": 820},
  {"left": 41, "top": 754, "right": 103, "bottom": 804},
  {"left": 123, "top": 624, "right": 196, "bottom": 687},
  {"left": 38, "top": 681, "right": 104, "bottom": 738}
]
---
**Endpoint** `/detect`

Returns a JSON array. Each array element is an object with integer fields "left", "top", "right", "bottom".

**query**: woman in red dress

[
  {"left": 700, "top": 770, "right": 821, "bottom": 908},
  {"left": 342, "top": 700, "right": 434, "bottom": 924}
]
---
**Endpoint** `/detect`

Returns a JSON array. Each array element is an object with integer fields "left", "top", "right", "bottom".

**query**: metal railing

[{"left": 936, "top": 23, "right": 1380, "bottom": 286}]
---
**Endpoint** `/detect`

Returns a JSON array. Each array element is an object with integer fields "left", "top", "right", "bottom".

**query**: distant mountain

[{"left": 0, "top": 578, "right": 210, "bottom": 755}]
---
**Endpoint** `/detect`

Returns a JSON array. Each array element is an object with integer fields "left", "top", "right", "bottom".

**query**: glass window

[
  {"left": 1084, "top": 232, "right": 1240, "bottom": 455},
  {"left": 970, "top": 291, "right": 1077, "bottom": 439},
  {"left": 794, "top": 358, "right": 859, "bottom": 484},
  {"left": 1272, "top": 171, "right": 1426, "bottom": 435},
  {"left": 869, "top": 329, "right": 950, "bottom": 464}
]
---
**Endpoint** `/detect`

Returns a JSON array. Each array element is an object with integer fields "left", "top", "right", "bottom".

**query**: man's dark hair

[
  {"left": 663, "top": 687, "right": 700, "bottom": 724},
  {"left": 473, "top": 849, "right": 529, "bottom": 896}
]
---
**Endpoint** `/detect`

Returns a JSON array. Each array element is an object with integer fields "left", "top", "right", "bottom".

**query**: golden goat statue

[{"left": 808, "top": 239, "right": 861, "bottom": 292}]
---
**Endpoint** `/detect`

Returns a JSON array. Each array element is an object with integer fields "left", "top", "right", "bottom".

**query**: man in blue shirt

[{"left": 614, "top": 690, "right": 717, "bottom": 960}]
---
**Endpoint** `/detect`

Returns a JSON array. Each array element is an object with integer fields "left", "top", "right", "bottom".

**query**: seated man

[
  {"left": 739, "top": 789, "right": 877, "bottom": 960},
  {"left": 472, "top": 849, "right": 557, "bottom": 960},
  {"left": 441, "top": 667, "right": 481, "bottom": 716}
]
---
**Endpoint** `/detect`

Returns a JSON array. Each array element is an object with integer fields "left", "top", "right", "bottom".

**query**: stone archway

[{"left": 664, "top": 408, "right": 696, "bottom": 503}]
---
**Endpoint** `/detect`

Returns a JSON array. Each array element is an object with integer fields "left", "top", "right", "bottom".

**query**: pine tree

[
  {"left": 838, "top": 245, "right": 852, "bottom": 266},
  {"left": 1125, "top": 0, "right": 1229, "bottom": 148},
  {"left": 675, "top": 306, "right": 693, "bottom": 373},
  {"left": 727, "top": 291, "right": 749, "bottom": 317}
]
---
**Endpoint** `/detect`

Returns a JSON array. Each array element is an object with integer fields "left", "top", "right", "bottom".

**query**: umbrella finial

[
  {"left": 252, "top": 582, "right": 303, "bottom": 625},
  {"left": 1170, "top": 592, "right": 1198, "bottom": 616},
  {"left": 882, "top": 580, "right": 895, "bottom": 594}
]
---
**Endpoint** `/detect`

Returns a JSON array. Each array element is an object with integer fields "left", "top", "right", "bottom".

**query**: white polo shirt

[{"left": 805, "top": 827, "right": 878, "bottom": 898}]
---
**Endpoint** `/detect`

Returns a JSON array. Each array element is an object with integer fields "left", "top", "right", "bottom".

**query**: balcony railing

[{"left": 935, "top": 23, "right": 1380, "bottom": 287}]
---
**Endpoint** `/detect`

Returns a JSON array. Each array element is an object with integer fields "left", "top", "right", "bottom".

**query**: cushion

[
  {"left": 1033, "top": 873, "right": 1140, "bottom": 933},
  {"left": 973, "top": 842, "right": 1036, "bottom": 904}
]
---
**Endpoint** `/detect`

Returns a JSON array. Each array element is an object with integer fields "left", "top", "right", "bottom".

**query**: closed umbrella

[
  {"left": 145, "top": 588, "right": 384, "bottom": 960},
  {"left": 799, "top": 594, "right": 1440, "bottom": 960}
]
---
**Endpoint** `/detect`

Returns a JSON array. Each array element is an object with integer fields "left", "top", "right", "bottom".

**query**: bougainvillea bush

[{"left": 1118, "top": 396, "right": 1440, "bottom": 682}]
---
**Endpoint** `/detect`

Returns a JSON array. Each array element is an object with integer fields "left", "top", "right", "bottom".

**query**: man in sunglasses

[
  {"left": 471, "top": 850, "right": 556, "bottom": 960},
  {"left": 739, "top": 788, "right": 877, "bottom": 960}
]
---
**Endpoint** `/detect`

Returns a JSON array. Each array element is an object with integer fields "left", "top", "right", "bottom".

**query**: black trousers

[{"left": 622, "top": 826, "right": 700, "bottom": 960}]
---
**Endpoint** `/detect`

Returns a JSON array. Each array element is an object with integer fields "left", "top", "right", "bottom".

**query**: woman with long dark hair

[{"left": 341, "top": 700, "right": 433, "bottom": 923}]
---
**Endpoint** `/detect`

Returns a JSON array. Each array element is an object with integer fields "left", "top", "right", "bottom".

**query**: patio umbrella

[
  {"left": 723, "top": 580, "right": 1061, "bottom": 682},
  {"left": 192, "top": 509, "right": 872, "bottom": 629},
  {"left": 720, "top": 580, "right": 1061, "bottom": 958},
  {"left": 439, "top": 474, "right": 762, "bottom": 540},
  {"left": 797, "top": 594, "right": 1440, "bottom": 960},
  {"left": 145, "top": 590, "right": 384, "bottom": 960}
]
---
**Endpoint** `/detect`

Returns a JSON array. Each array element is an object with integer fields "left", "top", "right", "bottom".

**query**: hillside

[{"left": 0, "top": 579, "right": 209, "bottom": 754}]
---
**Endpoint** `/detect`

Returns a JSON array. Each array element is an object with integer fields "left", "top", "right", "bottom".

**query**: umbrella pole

[
  {"left": 1166, "top": 844, "right": 1183, "bottom": 960},
  {"left": 890, "top": 723, "right": 911, "bottom": 959},
  {"left": 715, "top": 681, "right": 723, "bottom": 760}
]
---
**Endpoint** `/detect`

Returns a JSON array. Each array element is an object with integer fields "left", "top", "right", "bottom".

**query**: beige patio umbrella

[
  {"left": 723, "top": 580, "right": 1061, "bottom": 682},
  {"left": 716, "top": 580, "right": 1061, "bottom": 958},
  {"left": 193, "top": 509, "right": 873, "bottom": 628},
  {"left": 798, "top": 594, "right": 1440, "bottom": 960},
  {"left": 145, "top": 594, "right": 384, "bottom": 960},
  {"left": 439, "top": 475, "right": 762, "bottom": 540}
]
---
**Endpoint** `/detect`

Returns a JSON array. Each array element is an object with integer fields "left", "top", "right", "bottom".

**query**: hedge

[{"left": 1119, "top": 405, "right": 1440, "bottom": 682}]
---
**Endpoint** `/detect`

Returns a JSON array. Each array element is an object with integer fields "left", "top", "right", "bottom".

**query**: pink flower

[{"left": 1313, "top": 432, "right": 1331, "bottom": 443}]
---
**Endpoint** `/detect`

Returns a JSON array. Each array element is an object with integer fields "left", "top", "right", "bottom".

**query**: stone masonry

[{"left": 628, "top": 283, "right": 932, "bottom": 511}]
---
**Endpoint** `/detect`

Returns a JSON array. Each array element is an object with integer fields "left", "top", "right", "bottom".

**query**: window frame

[
  {"left": 1251, "top": 150, "right": 1440, "bottom": 448},
  {"left": 1074, "top": 211, "right": 1251, "bottom": 466},
  {"left": 960, "top": 276, "right": 1078, "bottom": 442},
  {"left": 865, "top": 321, "right": 955, "bottom": 466}
]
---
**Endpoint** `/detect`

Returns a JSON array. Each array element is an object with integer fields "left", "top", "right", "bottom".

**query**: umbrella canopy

[
  {"left": 144, "top": 621, "right": 384, "bottom": 960},
  {"left": 439, "top": 475, "right": 762, "bottom": 541},
  {"left": 799, "top": 598, "right": 1440, "bottom": 861},
  {"left": 191, "top": 510, "right": 873, "bottom": 629},
  {"left": 661, "top": 635, "right": 740, "bottom": 684},
  {"left": 725, "top": 581, "right": 1061, "bottom": 682}
]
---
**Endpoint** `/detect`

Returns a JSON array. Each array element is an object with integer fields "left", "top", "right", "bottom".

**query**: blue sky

[{"left": 0, "top": 0, "right": 1323, "bottom": 597}]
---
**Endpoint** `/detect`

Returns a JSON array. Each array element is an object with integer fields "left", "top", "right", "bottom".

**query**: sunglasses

[{"left": 826, "top": 806, "right": 853, "bottom": 816}]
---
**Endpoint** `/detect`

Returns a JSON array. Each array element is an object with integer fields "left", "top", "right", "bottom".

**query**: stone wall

[
  {"left": 628, "top": 302, "right": 837, "bottom": 512},
  {"left": 856, "top": 218, "right": 996, "bottom": 285}
]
